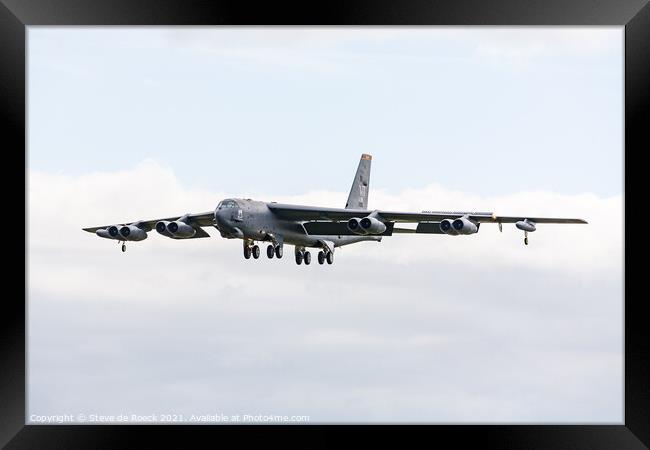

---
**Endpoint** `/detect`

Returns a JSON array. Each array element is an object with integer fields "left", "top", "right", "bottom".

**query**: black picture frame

[{"left": 3, "top": 0, "right": 647, "bottom": 447}]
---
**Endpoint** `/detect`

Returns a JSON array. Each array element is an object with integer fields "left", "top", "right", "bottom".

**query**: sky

[{"left": 27, "top": 27, "right": 623, "bottom": 424}]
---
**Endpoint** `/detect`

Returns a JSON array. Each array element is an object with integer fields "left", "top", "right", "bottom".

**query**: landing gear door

[{"left": 318, "top": 239, "right": 335, "bottom": 254}]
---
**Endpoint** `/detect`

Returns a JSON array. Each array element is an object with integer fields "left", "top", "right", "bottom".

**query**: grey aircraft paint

[
  {"left": 83, "top": 154, "right": 588, "bottom": 264},
  {"left": 345, "top": 153, "right": 371, "bottom": 209}
]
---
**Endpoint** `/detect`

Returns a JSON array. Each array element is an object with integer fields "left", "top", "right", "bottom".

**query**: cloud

[
  {"left": 27, "top": 161, "right": 622, "bottom": 423},
  {"left": 473, "top": 28, "right": 621, "bottom": 65},
  {"left": 156, "top": 27, "right": 621, "bottom": 71}
]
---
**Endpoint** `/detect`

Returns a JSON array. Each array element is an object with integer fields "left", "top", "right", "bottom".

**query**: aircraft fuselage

[{"left": 213, "top": 198, "right": 380, "bottom": 249}]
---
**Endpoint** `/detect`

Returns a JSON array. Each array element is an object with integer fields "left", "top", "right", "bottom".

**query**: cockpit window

[{"left": 218, "top": 200, "right": 238, "bottom": 209}]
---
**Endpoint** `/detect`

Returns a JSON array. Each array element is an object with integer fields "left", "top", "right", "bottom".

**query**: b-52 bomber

[{"left": 83, "top": 154, "right": 587, "bottom": 265}]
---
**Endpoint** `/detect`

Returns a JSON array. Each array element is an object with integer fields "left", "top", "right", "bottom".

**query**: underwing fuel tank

[{"left": 515, "top": 220, "right": 536, "bottom": 232}]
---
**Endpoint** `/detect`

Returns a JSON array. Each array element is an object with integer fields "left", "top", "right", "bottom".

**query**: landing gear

[
  {"left": 266, "top": 244, "right": 283, "bottom": 259},
  {"left": 524, "top": 231, "right": 529, "bottom": 246},
  {"left": 317, "top": 249, "right": 334, "bottom": 264},
  {"left": 293, "top": 247, "right": 312, "bottom": 265},
  {"left": 121, "top": 243, "right": 126, "bottom": 252},
  {"left": 244, "top": 241, "right": 261, "bottom": 260},
  {"left": 295, "top": 247, "right": 310, "bottom": 265}
]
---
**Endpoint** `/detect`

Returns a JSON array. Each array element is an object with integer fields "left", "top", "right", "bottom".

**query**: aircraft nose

[{"left": 213, "top": 208, "right": 228, "bottom": 227}]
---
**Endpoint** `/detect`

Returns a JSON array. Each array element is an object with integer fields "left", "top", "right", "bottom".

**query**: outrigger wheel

[{"left": 121, "top": 243, "right": 126, "bottom": 252}]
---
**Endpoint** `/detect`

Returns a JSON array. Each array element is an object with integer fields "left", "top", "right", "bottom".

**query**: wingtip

[{"left": 361, "top": 153, "right": 372, "bottom": 160}]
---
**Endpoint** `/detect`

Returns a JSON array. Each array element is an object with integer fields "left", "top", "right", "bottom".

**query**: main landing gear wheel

[
  {"left": 295, "top": 251, "right": 303, "bottom": 265},
  {"left": 326, "top": 251, "right": 334, "bottom": 265},
  {"left": 275, "top": 245, "right": 283, "bottom": 259},
  {"left": 267, "top": 245, "right": 275, "bottom": 259},
  {"left": 244, "top": 246, "right": 252, "bottom": 259},
  {"left": 121, "top": 243, "right": 126, "bottom": 252},
  {"left": 304, "top": 251, "right": 311, "bottom": 265},
  {"left": 318, "top": 251, "right": 325, "bottom": 265},
  {"left": 252, "top": 245, "right": 260, "bottom": 259}
]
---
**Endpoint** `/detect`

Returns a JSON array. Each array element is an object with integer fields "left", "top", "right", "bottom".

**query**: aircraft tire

[
  {"left": 275, "top": 245, "right": 283, "bottom": 258},
  {"left": 318, "top": 251, "right": 325, "bottom": 265},
  {"left": 252, "top": 245, "right": 260, "bottom": 259},
  {"left": 121, "top": 244, "right": 126, "bottom": 252},
  {"left": 326, "top": 251, "right": 334, "bottom": 265},
  {"left": 244, "top": 246, "right": 252, "bottom": 259},
  {"left": 304, "top": 251, "right": 311, "bottom": 265},
  {"left": 267, "top": 245, "right": 275, "bottom": 258},
  {"left": 295, "top": 251, "right": 303, "bottom": 265}
]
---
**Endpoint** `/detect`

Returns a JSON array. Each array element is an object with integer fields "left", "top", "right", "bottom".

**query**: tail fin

[{"left": 345, "top": 154, "right": 372, "bottom": 209}]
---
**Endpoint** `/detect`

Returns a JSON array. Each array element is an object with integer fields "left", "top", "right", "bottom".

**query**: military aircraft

[{"left": 83, "top": 154, "right": 587, "bottom": 265}]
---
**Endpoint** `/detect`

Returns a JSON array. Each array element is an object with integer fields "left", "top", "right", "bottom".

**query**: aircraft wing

[
  {"left": 82, "top": 211, "right": 215, "bottom": 237},
  {"left": 267, "top": 203, "right": 587, "bottom": 225},
  {"left": 267, "top": 203, "right": 372, "bottom": 221},
  {"left": 383, "top": 212, "right": 587, "bottom": 224}
]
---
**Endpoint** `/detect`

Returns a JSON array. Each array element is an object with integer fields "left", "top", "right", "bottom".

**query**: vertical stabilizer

[{"left": 345, "top": 154, "right": 372, "bottom": 209}]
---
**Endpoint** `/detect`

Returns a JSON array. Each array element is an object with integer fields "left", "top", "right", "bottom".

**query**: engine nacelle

[
  {"left": 119, "top": 224, "right": 148, "bottom": 241},
  {"left": 96, "top": 225, "right": 121, "bottom": 240},
  {"left": 359, "top": 216, "right": 386, "bottom": 234},
  {"left": 347, "top": 217, "right": 367, "bottom": 235},
  {"left": 452, "top": 216, "right": 478, "bottom": 235},
  {"left": 167, "top": 220, "right": 196, "bottom": 238},
  {"left": 516, "top": 220, "right": 536, "bottom": 232},
  {"left": 155, "top": 221, "right": 174, "bottom": 238},
  {"left": 439, "top": 219, "right": 459, "bottom": 236}
]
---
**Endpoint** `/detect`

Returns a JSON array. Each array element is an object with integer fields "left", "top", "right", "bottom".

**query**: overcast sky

[{"left": 27, "top": 27, "right": 623, "bottom": 424}]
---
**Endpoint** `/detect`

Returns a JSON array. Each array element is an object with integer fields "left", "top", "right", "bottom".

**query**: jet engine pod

[
  {"left": 515, "top": 220, "right": 536, "bottom": 232},
  {"left": 347, "top": 217, "right": 367, "bottom": 235},
  {"left": 439, "top": 219, "right": 459, "bottom": 235},
  {"left": 119, "top": 225, "right": 148, "bottom": 241},
  {"left": 155, "top": 221, "right": 174, "bottom": 238},
  {"left": 359, "top": 216, "right": 386, "bottom": 234},
  {"left": 452, "top": 217, "right": 478, "bottom": 235},
  {"left": 96, "top": 225, "right": 121, "bottom": 240},
  {"left": 167, "top": 221, "right": 196, "bottom": 238}
]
